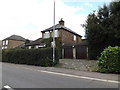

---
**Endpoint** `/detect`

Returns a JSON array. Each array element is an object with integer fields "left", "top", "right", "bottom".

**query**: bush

[
  {"left": 2, "top": 48, "right": 59, "bottom": 67},
  {"left": 41, "top": 37, "right": 62, "bottom": 59},
  {"left": 97, "top": 46, "right": 120, "bottom": 73}
]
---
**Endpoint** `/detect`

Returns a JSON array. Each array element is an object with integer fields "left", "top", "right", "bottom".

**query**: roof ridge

[
  {"left": 41, "top": 24, "right": 82, "bottom": 37},
  {"left": 3, "top": 35, "right": 26, "bottom": 41}
]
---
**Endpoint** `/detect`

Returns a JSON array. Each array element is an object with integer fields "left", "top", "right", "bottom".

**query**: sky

[{"left": 0, "top": 0, "right": 112, "bottom": 40}]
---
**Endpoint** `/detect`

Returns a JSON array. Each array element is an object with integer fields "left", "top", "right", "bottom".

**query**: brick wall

[
  {"left": 61, "top": 29, "right": 82, "bottom": 44},
  {"left": 7, "top": 40, "right": 25, "bottom": 48},
  {"left": 41, "top": 29, "right": 82, "bottom": 45}
]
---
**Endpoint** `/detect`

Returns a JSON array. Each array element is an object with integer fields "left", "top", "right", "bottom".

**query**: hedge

[
  {"left": 97, "top": 46, "right": 120, "bottom": 73},
  {"left": 2, "top": 48, "right": 59, "bottom": 67}
]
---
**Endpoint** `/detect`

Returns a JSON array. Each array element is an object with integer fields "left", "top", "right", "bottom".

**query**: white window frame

[
  {"left": 4, "top": 46, "right": 7, "bottom": 49},
  {"left": 28, "top": 46, "right": 31, "bottom": 49},
  {"left": 52, "top": 30, "right": 59, "bottom": 37},
  {"left": 6, "top": 40, "right": 8, "bottom": 45},
  {"left": 2, "top": 41, "right": 5, "bottom": 45},
  {"left": 35, "top": 45, "right": 39, "bottom": 49},
  {"left": 2, "top": 47, "right": 4, "bottom": 49},
  {"left": 44, "top": 32, "right": 50, "bottom": 38},
  {"left": 74, "top": 35, "right": 76, "bottom": 41},
  {"left": 55, "top": 30, "right": 59, "bottom": 37}
]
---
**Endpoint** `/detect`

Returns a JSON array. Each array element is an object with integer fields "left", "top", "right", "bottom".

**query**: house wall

[
  {"left": 8, "top": 40, "right": 25, "bottom": 48},
  {"left": 42, "top": 29, "right": 82, "bottom": 45},
  {"left": 60, "top": 29, "right": 82, "bottom": 45},
  {"left": 77, "top": 36, "right": 82, "bottom": 43},
  {"left": 42, "top": 33, "right": 44, "bottom": 38},
  {"left": 2, "top": 40, "right": 25, "bottom": 49}
]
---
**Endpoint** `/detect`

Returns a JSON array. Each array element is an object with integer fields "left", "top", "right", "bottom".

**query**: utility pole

[{"left": 53, "top": 0, "right": 55, "bottom": 63}]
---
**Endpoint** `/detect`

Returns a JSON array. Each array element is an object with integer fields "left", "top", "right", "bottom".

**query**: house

[
  {"left": 41, "top": 19, "right": 82, "bottom": 46},
  {"left": 2, "top": 35, "right": 26, "bottom": 49},
  {"left": 26, "top": 19, "right": 83, "bottom": 49},
  {"left": 25, "top": 38, "right": 46, "bottom": 49},
  {"left": 41, "top": 19, "right": 88, "bottom": 59}
]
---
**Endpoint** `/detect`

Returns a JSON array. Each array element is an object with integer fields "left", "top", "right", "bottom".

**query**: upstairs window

[
  {"left": 6, "top": 40, "right": 8, "bottom": 45},
  {"left": 52, "top": 30, "right": 59, "bottom": 37},
  {"left": 55, "top": 30, "right": 59, "bottom": 37},
  {"left": 74, "top": 35, "right": 76, "bottom": 41},
  {"left": 2, "top": 41, "right": 5, "bottom": 45},
  {"left": 44, "top": 32, "right": 50, "bottom": 38}
]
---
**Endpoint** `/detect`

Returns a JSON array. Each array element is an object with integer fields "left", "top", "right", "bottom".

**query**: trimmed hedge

[
  {"left": 2, "top": 48, "right": 59, "bottom": 67},
  {"left": 97, "top": 46, "right": 120, "bottom": 73}
]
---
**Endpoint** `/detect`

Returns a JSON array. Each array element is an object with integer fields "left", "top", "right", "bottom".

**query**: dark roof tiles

[
  {"left": 41, "top": 24, "right": 82, "bottom": 37},
  {"left": 3, "top": 35, "right": 26, "bottom": 41},
  {"left": 26, "top": 38, "right": 45, "bottom": 46}
]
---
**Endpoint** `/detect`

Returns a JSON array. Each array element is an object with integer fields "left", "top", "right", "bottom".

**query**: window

[
  {"left": 2, "top": 47, "right": 4, "bottom": 49},
  {"left": 6, "top": 40, "right": 8, "bottom": 45},
  {"left": 52, "top": 30, "right": 59, "bottom": 37},
  {"left": 4, "top": 46, "right": 7, "bottom": 49},
  {"left": 74, "top": 35, "right": 76, "bottom": 41},
  {"left": 2, "top": 41, "right": 5, "bottom": 45},
  {"left": 35, "top": 45, "right": 39, "bottom": 49},
  {"left": 55, "top": 30, "right": 59, "bottom": 37},
  {"left": 44, "top": 32, "right": 50, "bottom": 38},
  {"left": 28, "top": 46, "right": 31, "bottom": 49}
]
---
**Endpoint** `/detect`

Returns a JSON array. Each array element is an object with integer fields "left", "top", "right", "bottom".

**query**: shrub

[
  {"left": 2, "top": 48, "right": 59, "bottom": 67},
  {"left": 41, "top": 37, "right": 62, "bottom": 59},
  {"left": 97, "top": 46, "right": 120, "bottom": 73}
]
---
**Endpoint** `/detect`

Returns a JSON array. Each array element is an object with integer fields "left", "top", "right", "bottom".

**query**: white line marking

[
  {"left": 4, "top": 85, "right": 12, "bottom": 89},
  {"left": 41, "top": 70, "right": 120, "bottom": 84},
  {"left": 13, "top": 65, "right": 120, "bottom": 84}
]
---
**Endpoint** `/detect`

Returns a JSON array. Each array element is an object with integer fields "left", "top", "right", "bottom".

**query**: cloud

[
  {"left": 0, "top": 0, "right": 87, "bottom": 40},
  {"left": 84, "top": 2, "right": 93, "bottom": 7}
]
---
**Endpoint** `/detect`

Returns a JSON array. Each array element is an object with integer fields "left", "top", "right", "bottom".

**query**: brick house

[
  {"left": 41, "top": 19, "right": 88, "bottom": 59},
  {"left": 2, "top": 35, "right": 26, "bottom": 49},
  {"left": 41, "top": 19, "right": 82, "bottom": 46}
]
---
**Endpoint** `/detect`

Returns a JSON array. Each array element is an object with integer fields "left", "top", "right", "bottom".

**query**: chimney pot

[{"left": 59, "top": 18, "right": 64, "bottom": 26}]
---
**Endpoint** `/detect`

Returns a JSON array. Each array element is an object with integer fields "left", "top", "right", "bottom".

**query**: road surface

[{"left": 2, "top": 63, "right": 119, "bottom": 89}]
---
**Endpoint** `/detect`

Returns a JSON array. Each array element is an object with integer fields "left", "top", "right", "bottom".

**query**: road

[{"left": 2, "top": 63, "right": 118, "bottom": 89}]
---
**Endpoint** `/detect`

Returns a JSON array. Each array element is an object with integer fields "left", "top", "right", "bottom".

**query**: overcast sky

[{"left": 0, "top": 0, "right": 111, "bottom": 40}]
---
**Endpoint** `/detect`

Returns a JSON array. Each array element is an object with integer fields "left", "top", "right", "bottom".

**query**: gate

[
  {"left": 76, "top": 45, "right": 87, "bottom": 59},
  {"left": 64, "top": 46, "right": 73, "bottom": 59}
]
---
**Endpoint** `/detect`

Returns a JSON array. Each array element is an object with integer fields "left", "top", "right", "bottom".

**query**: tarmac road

[{"left": 2, "top": 62, "right": 119, "bottom": 89}]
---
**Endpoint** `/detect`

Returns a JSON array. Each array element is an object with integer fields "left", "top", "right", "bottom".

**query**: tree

[{"left": 83, "top": 1, "right": 120, "bottom": 59}]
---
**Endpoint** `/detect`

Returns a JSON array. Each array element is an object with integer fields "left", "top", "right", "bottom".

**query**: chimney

[{"left": 59, "top": 18, "right": 64, "bottom": 26}]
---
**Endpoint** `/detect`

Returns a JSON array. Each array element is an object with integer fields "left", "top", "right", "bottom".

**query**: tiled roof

[
  {"left": 26, "top": 38, "right": 45, "bottom": 46},
  {"left": 41, "top": 24, "right": 82, "bottom": 37},
  {"left": 3, "top": 35, "right": 26, "bottom": 41}
]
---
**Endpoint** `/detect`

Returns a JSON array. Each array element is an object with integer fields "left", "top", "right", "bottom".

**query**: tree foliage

[{"left": 83, "top": 1, "right": 120, "bottom": 59}]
